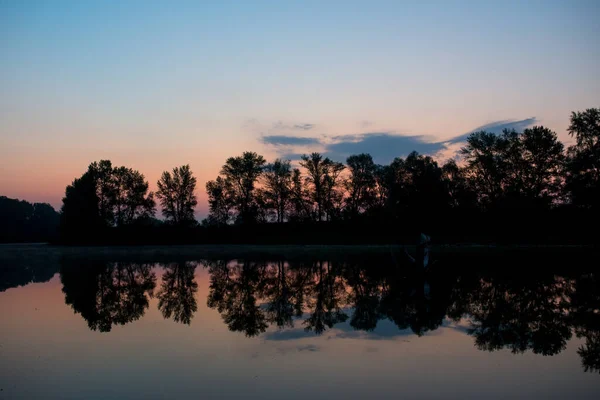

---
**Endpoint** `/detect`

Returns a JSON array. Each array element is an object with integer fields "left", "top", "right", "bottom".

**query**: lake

[{"left": 1, "top": 245, "right": 599, "bottom": 399}]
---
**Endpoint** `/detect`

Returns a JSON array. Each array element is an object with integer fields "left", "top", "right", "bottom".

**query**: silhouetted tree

[
  {"left": 157, "top": 262, "right": 198, "bottom": 324},
  {"left": 263, "top": 159, "right": 293, "bottom": 223},
  {"left": 565, "top": 108, "right": 600, "bottom": 208},
  {"left": 60, "top": 168, "right": 104, "bottom": 239},
  {"left": 220, "top": 152, "right": 266, "bottom": 224},
  {"left": 156, "top": 165, "right": 198, "bottom": 226},
  {"left": 61, "top": 160, "right": 155, "bottom": 240},
  {"left": 344, "top": 153, "right": 377, "bottom": 217},
  {"left": 461, "top": 127, "right": 565, "bottom": 209},
  {"left": 442, "top": 160, "right": 477, "bottom": 209},
  {"left": 403, "top": 152, "right": 449, "bottom": 211},
  {"left": 288, "top": 168, "right": 311, "bottom": 221},
  {"left": 383, "top": 152, "right": 449, "bottom": 217},
  {"left": 205, "top": 176, "right": 233, "bottom": 225},
  {"left": 113, "top": 166, "right": 156, "bottom": 226},
  {"left": 0, "top": 196, "right": 60, "bottom": 242},
  {"left": 518, "top": 127, "right": 565, "bottom": 205},
  {"left": 460, "top": 131, "right": 510, "bottom": 207},
  {"left": 90, "top": 160, "right": 117, "bottom": 225},
  {"left": 323, "top": 160, "right": 346, "bottom": 221},
  {"left": 300, "top": 153, "right": 345, "bottom": 221}
]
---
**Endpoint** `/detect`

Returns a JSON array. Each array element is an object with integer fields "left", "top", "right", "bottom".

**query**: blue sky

[{"left": 1, "top": 0, "right": 599, "bottom": 213}]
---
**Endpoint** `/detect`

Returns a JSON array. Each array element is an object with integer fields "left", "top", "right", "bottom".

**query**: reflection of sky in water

[{"left": 1, "top": 263, "right": 599, "bottom": 400}]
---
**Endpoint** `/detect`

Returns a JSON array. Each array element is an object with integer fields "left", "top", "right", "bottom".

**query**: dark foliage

[{"left": 0, "top": 196, "right": 59, "bottom": 243}]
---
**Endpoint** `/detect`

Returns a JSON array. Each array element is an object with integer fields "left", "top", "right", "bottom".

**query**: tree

[
  {"left": 519, "top": 126, "right": 564, "bottom": 205},
  {"left": 460, "top": 131, "right": 510, "bottom": 207},
  {"left": 88, "top": 160, "right": 117, "bottom": 225},
  {"left": 384, "top": 152, "right": 449, "bottom": 216},
  {"left": 61, "top": 169, "right": 104, "bottom": 239},
  {"left": 156, "top": 165, "right": 198, "bottom": 226},
  {"left": 345, "top": 153, "right": 377, "bottom": 217},
  {"left": 442, "top": 159, "right": 477, "bottom": 209},
  {"left": 263, "top": 159, "right": 293, "bottom": 223},
  {"left": 565, "top": 108, "right": 600, "bottom": 208},
  {"left": 220, "top": 152, "right": 266, "bottom": 224},
  {"left": 300, "top": 153, "right": 345, "bottom": 221},
  {"left": 322, "top": 160, "right": 345, "bottom": 221},
  {"left": 205, "top": 176, "right": 233, "bottom": 225},
  {"left": 288, "top": 168, "right": 311, "bottom": 221},
  {"left": 61, "top": 160, "right": 155, "bottom": 240},
  {"left": 112, "top": 166, "right": 156, "bottom": 226},
  {"left": 460, "top": 127, "right": 565, "bottom": 209},
  {"left": 0, "top": 196, "right": 60, "bottom": 242}
]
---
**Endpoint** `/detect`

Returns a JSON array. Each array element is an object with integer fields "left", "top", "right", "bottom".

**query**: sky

[{"left": 1, "top": 0, "right": 599, "bottom": 218}]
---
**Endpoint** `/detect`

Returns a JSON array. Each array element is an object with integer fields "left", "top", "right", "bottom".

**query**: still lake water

[{"left": 1, "top": 245, "right": 599, "bottom": 399}]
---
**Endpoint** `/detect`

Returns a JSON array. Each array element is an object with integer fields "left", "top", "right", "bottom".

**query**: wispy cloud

[
  {"left": 272, "top": 121, "right": 315, "bottom": 131},
  {"left": 261, "top": 135, "right": 322, "bottom": 146},
  {"left": 293, "top": 123, "right": 315, "bottom": 131}
]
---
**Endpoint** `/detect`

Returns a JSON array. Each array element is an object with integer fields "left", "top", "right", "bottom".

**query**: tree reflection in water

[
  {"left": 58, "top": 253, "right": 600, "bottom": 374},
  {"left": 157, "top": 261, "right": 198, "bottom": 325},
  {"left": 61, "top": 260, "right": 156, "bottom": 332}
]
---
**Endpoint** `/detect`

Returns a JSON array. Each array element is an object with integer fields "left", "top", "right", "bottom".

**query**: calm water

[{"left": 1, "top": 246, "right": 599, "bottom": 399}]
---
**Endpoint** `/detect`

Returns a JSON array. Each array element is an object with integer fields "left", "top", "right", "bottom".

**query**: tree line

[
  {"left": 0, "top": 196, "right": 59, "bottom": 242},
  {"left": 53, "top": 107, "right": 598, "bottom": 243}
]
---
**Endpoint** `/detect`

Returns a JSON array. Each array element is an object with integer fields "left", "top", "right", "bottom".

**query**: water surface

[{"left": 1, "top": 246, "right": 599, "bottom": 399}]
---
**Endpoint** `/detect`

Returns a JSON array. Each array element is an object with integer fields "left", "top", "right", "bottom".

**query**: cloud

[
  {"left": 445, "top": 117, "right": 538, "bottom": 144},
  {"left": 259, "top": 117, "right": 538, "bottom": 164},
  {"left": 293, "top": 123, "right": 315, "bottom": 131},
  {"left": 261, "top": 135, "right": 322, "bottom": 146},
  {"left": 325, "top": 133, "right": 443, "bottom": 164},
  {"left": 272, "top": 121, "right": 315, "bottom": 131}
]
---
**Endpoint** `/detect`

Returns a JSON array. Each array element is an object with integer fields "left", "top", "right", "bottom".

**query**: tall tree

[
  {"left": 288, "top": 168, "right": 311, "bottom": 221},
  {"left": 345, "top": 153, "right": 377, "bottom": 217},
  {"left": 402, "top": 152, "right": 449, "bottom": 211},
  {"left": 156, "top": 165, "right": 198, "bottom": 225},
  {"left": 60, "top": 169, "right": 104, "bottom": 239},
  {"left": 442, "top": 159, "right": 477, "bottom": 209},
  {"left": 565, "top": 108, "right": 600, "bottom": 208},
  {"left": 205, "top": 176, "right": 233, "bottom": 225},
  {"left": 87, "top": 160, "right": 117, "bottom": 225},
  {"left": 220, "top": 152, "right": 266, "bottom": 224},
  {"left": 61, "top": 160, "right": 155, "bottom": 240},
  {"left": 322, "top": 160, "right": 345, "bottom": 221},
  {"left": 112, "top": 166, "right": 155, "bottom": 226},
  {"left": 519, "top": 126, "right": 564, "bottom": 205},
  {"left": 461, "top": 127, "right": 565, "bottom": 209},
  {"left": 262, "top": 159, "right": 293, "bottom": 223},
  {"left": 460, "top": 131, "right": 510, "bottom": 207},
  {"left": 300, "top": 153, "right": 345, "bottom": 221}
]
